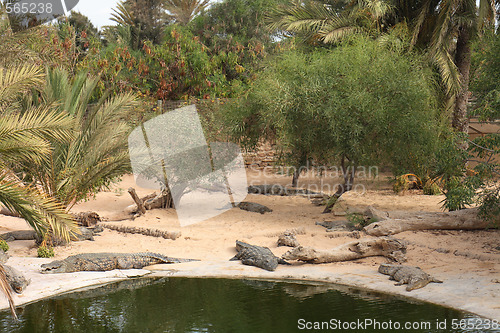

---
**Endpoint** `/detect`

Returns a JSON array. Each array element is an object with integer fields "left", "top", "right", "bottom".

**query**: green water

[{"left": 0, "top": 278, "right": 498, "bottom": 333}]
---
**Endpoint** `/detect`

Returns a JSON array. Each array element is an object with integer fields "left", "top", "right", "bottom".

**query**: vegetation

[
  {"left": 0, "top": 240, "right": 8, "bottom": 253},
  {"left": 226, "top": 38, "right": 442, "bottom": 202},
  {"left": 268, "top": 0, "right": 498, "bottom": 136},
  {"left": 37, "top": 245, "right": 55, "bottom": 258},
  {"left": 14, "top": 68, "right": 139, "bottom": 207},
  {"left": 0, "top": 0, "right": 499, "bottom": 313}
]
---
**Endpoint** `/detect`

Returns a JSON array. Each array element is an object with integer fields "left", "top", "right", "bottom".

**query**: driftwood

[
  {"left": 125, "top": 189, "right": 174, "bottom": 216},
  {"left": 364, "top": 208, "right": 496, "bottom": 236},
  {"left": 101, "top": 224, "right": 181, "bottom": 240},
  {"left": 282, "top": 237, "right": 406, "bottom": 263},
  {"left": 128, "top": 188, "right": 146, "bottom": 215}
]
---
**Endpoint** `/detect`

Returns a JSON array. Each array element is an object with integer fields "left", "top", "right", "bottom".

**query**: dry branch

[
  {"left": 364, "top": 208, "right": 496, "bottom": 236},
  {"left": 282, "top": 237, "right": 406, "bottom": 263},
  {"left": 128, "top": 188, "right": 146, "bottom": 215}
]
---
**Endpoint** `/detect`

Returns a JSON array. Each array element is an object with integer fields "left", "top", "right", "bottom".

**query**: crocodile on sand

[
  {"left": 41, "top": 252, "right": 198, "bottom": 273},
  {"left": 237, "top": 202, "right": 272, "bottom": 214},
  {"left": 230, "top": 240, "right": 290, "bottom": 271},
  {"left": 0, "top": 227, "right": 98, "bottom": 244},
  {"left": 378, "top": 264, "right": 443, "bottom": 291}
]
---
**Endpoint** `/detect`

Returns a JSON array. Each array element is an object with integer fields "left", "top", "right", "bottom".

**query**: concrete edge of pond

[{"left": 0, "top": 258, "right": 499, "bottom": 322}]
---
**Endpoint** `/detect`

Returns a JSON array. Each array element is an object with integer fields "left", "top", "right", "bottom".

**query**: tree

[
  {"left": 110, "top": 0, "right": 170, "bottom": 47},
  {"left": 164, "top": 0, "right": 210, "bottom": 25},
  {"left": 191, "top": 0, "right": 287, "bottom": 46},
  {"left": 269, "top": 0, "right": 498, "bottom": 136},
  {"left": 15, "top": 68, "right": 138, "bottom": 208},
  {"left": 471, "top": 30, "right": 500, "bottom": 121},
  {"left": 226, "top": 38, "right": 442, "bottom": 205}
]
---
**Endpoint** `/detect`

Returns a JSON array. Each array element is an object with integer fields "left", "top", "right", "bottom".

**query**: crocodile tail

[
  {"left": 432, "top": 277, "right": 443, "bottom": 283},
  {"left": 140, "top": 252, "right": 197, "bottom": 264}
]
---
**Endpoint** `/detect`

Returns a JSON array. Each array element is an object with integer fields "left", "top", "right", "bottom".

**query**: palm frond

[
  {"left": 0, "top": 105, "right": 74, "bottom": 163},
  {"left": 0, "top": 173, "right": 77, "bottom": 239},
  {"left": 0, "top": 65, "right": 44, "bottom": 106},
  {"left": 32, "top": 68, "right": 137, "bottom": 207},
  {"left": 111, "top": 1, "right": 136, "bottom": 26},
  {"left": 429, "top": 44, "right": 461, "bottom": 95},
  {"left": 164, "top": 0, "right": 210, "bottom": 24}
]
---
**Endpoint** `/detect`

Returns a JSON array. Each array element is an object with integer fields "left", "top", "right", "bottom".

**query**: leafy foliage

[
  {"left": 37, "top": 245, "right": 55, "bottom": 258},
  {"left": 471, "top": 30, "right": 500, "bottom": 121},
  {"left": 0, "top": 62, "right": 77, "bottom": 240},
  {"left": 164, "top": 0, "right": 210, "bottom": 25},
  {"left": 0, "top": 240, "right": 8, "bottom": 252},
  {"left": 110, "top": 0, "right": 170, "bottom": 48},
  {"left": 226, "top": 38, "right": 442, "bottom": 181},
  {"left": 17, "top": 68, "right": 138, "bottom": 208}
]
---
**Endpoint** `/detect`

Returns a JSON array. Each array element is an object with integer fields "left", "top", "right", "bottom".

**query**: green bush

[
  {"left": 37, "top": 245, "right": 55, "bottom": 258},
  {"left": 226, "top": 37, "right": 443, "bottom": 183},
  {"left": 0, "top": 240, "right": 8, "bottom": 252}
]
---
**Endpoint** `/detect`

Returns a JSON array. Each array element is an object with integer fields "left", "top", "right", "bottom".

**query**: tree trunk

[
  {"left": 291, "top": 152, "right": 308, "bottom": 187},
  {"left": 363, "top": 208, "right": 497, "bottom": 236},
  {"left": 281, "top": 237, "right": 407, "bottom": 263},
  {"left": 452, "top": 24, "right": 472, "bottom": 139},
  {"left": 323, "top": 156, "right": 356, "bottom": 213}
]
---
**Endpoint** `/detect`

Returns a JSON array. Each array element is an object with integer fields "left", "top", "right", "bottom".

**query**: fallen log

[
  {"left": 364, "top": 208, "right": 496, "bottom": 236},
  {"left": 282, "top": 237, "right": 406, "bottom": 263},
  {"left": 101, "top": 224, "right": 181, "bottom": 240}
]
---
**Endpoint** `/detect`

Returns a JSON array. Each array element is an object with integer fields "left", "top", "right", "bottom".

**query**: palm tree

[
  {"left": 164, "top": 0, "right": 210, "bottom": 25},
  {"left": 268, "top": 0, "right": 498, "bottom": 135},
  {"left": 110, "top": 0, "right": 170, "bottom": 47},
  {"left": 21, "top": 68, "right": 138, "bottom": 208},
  {"left": 0, "top": 65, "right": 77, "bottom": 317},
  {"left": 268, "top": 0, "right": 393, "bottom": 44},
  {"left": 410, "top": 0, "right": 497, "bottom": 136}
]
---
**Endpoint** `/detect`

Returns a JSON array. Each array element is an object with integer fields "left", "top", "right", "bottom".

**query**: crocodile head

[
  {"left": 40, "top": 260, "right": 68, "bottom": 274},
  {"left": 4, "top": 265, "right": 30, "bottom": 293},
  {"left": 10, "top": 275, "right": 30, "bottom": 293}
]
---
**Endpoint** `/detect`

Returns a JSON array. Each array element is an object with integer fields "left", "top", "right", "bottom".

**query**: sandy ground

[{"left": 0, "top": 172, "right": 499, "bottom": 321}]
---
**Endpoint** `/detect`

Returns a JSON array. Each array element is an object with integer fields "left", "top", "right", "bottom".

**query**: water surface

[{"left": 0, "top": 277, "right": 498, "bottom": 332}]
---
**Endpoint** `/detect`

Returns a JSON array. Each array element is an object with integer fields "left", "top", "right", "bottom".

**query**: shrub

[
  {"left": 37, "top": 245, "right": 55, "bottom": 258},
  {"left": 0, "top": 240, "right": 8, "bottom": 252}
]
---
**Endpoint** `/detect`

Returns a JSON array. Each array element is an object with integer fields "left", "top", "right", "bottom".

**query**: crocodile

[
  {"left": 378, "top": 264, "right": 443, "bottom": 291},
  {"left": 0, "top": 230, "right": 37, "bottom": 241},
  {"left": 41, "top": 252, "right": 198, "bottom": 274},
  {"left": 0, "top": 227, "right": 97, "bottom": 244},
  {"left": 230, "top": 240, "right": 290, "bottom": 271},
  {"left": 237, "top": 202, "right": 272, "bottom": 214},
  {"left": 3, "top": 265, "right": 30, "bottom": 293},
  {"left": 0, "top": 250, "right": 30, "bottom": 293}
]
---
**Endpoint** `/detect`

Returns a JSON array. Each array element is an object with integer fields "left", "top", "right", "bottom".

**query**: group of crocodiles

[
  {"left": 229, "top": 241, "right": 442, "bottom": 291},
  {"left": 0, "top": 183, "right": 442, "bottom": 295},
  {"left": 1, "top": 246, "right": 442, "bottom": 294}
]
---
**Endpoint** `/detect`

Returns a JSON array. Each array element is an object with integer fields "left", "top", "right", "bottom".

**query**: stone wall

[{"left": 242, "top": 142, "right": 277, "bottom": 169}]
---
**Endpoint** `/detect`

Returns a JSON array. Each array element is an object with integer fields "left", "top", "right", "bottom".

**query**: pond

[{"left": 0, "top": 278, "right": 498, "bottom": 332}]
